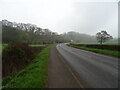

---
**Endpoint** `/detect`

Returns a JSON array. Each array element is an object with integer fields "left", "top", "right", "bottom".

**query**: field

[
  {"left": 0, "top": 44, "right": 46, "bottom": 52},
  {"left": 0, "top": 44, "right": 2, "bottom": 53},
  {"left": 0, "top": 44, "right": 7, "bottom": 52},
  {"left": 30, "top": 44, "right": 47, "bottom": 47},
  {"left": 68, "top": 43, "right": 120, "bottom": 57},
  {"left": 2, "top": 45, "right": 52, "bottom": 88},
  {"left": 1, "top": 44, "right": 47, "bottom": 48},
  {"left": 75, "top": 42, "right": 119, "bottom": 45}
]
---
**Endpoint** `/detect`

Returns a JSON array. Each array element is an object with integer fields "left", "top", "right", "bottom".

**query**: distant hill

[{"left": 61, "top": 31, "right": 97, "bottom": 43}]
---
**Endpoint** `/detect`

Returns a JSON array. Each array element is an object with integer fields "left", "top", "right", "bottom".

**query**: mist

[{"left": 0, "top": 0, "right": 118, "bottom": 38}]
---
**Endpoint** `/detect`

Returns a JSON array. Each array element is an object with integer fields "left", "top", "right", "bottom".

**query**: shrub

[{"left": 2, "top": 43, "right": 42, "bottom": 77}]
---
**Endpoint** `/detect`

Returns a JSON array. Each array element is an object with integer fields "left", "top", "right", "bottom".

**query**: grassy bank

[
  {"left": 3, "top": 45, "right": 52, "bottom": 88},
  {"left": 68, "top": 44, "right": 120, "bottom": 57}
]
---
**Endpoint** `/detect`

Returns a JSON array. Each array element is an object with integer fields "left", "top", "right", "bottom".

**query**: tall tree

[{"left": 96, "top": 31, "right": 113, "bottom": 44}]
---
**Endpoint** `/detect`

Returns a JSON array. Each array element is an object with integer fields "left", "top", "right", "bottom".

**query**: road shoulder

[{"left": 47, "top": 45, "right": 80, "bottom": 88}]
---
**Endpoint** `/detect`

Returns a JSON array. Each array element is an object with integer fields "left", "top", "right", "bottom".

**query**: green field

[
  {"left": 1, "top": 44, "right": 47, "bottom": 51},
  {"left": 0, "top": 44, "right": 2, "bottom": 53},
  {"left": 2, "top": 45, "right": 52, "bottom": 88},
  {"left": 68, "top": 44, "right": 120, "bottom": 57},
  {"left": 2, "top": 44, "right": 7, "bottom": 49},
  {"left": 74, "top": 42, "right": 119, "bottom": 45},
  {"left": 30, "top": 44, "right": 47, "bottom": 47},
  {"left": 0, "top": 44, "right": 7, "bottom": 51}
]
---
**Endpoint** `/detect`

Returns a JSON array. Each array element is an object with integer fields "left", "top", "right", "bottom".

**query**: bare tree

[{"left": 96, "top": 31, "right": 113, "bottom": 44}]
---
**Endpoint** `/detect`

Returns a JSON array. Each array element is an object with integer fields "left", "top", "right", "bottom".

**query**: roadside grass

[
  {"left": 103, "top": 42, "right": 119, "bottom": 45},
  {"left": 75, "top": 42, "right": 98, "bottom": 44},
  {"left": 68, "top": 44, "right": 120, "bottom": 57},
  {"left": 2, "top": 45, "right": 52, "bottom": 88}
]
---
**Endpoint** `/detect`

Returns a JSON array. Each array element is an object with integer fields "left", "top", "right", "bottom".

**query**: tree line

[
  {"left": 2, "top": 20, "right": 66, "bottom": 44},
  {"left": 2, "top": 20, "right": 117, "bottom": 44}
]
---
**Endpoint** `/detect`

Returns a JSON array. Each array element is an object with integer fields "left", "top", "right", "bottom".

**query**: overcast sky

[{"left": 0, "top": 0, "right": 119, "bottom": 37}]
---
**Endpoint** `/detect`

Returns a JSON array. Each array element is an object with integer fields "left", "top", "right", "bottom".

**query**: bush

[{"left": 2, "top": 43, "right": 43, "bottom": 77}]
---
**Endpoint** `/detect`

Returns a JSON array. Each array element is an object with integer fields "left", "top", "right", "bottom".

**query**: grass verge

[
  {"left": 68, "top": 44, "right": 120, "bottom": 58},
  {"left": 2, "top": 45, "right": 52, "bottom": 88}
]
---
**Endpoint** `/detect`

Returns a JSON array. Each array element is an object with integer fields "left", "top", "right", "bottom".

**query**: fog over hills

[
  {"left": 0, "top": 0, "right": 118, "bottom": 38},
  {"left": 2, "top": 20, "right": 118, "bottom": 44}
]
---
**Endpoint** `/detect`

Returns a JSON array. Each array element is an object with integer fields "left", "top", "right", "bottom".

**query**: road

[
  {"left": 55, "top": 44, "right": 118, "bottom": 88},
  {"left": 48, "top": 45, "right": 80, "bottom": 88}
]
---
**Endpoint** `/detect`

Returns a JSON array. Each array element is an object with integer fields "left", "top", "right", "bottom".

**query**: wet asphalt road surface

[
  {"left": 48, "top": 45, "right": 80, "bottom": 88},
  {"left": 56, "top": 44, "right": 118, "bottom": 88}
]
